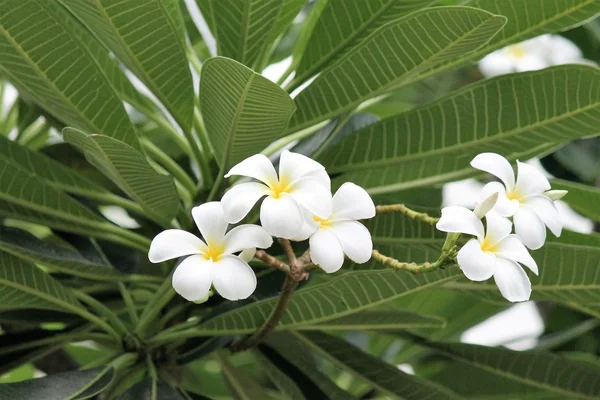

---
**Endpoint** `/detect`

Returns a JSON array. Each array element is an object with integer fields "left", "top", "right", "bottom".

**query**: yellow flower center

[
  {"left": 480, "top": 238, "right": 497, "bottom": 253},
  {"left": 507, "top": 44, "right": 526, "bottom": 59},
  {"left": 203, "top": 243, "right": 224, "bottom": 262},
  {"left": 313, "top": 215, "right": 332, "bottom": 228},
  {"left": 506, "top": 190, "right": 521, "bottom": 202},
  {"left": 268, "top": 177, "right": 290, "bottom": 199}
]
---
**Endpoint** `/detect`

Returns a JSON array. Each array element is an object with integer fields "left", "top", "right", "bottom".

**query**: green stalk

[
  {"left": 134, "top": 277, "right": 176, "bottom": 337},
  {"left": 142, "top": 138, "right": 196, "bottom": 194},
  {"left": 193, "top": 107, "right": 214, "bottom": 188},
  {"left": 118, "top": 283, "right": 139, "bottom": 325},
  {"left": 146, "top": 112, "right": 192, "bottom": 157},
  {"left": 262, "top": 120, "right": 330, "bottom": 157},
  {"left": 311, "top": 112, "right": 353, "bottom": 159},
  {"left": 99, "top": 223, "right": 151, "bottom": 252},
  {"left": 275, "top": 61, "right": 297, "bottom": 86},
  {"left": 0, "top": 332, "right": 114, "bottom": 356},
  {"left": 74, "top": 291, "right": 130, "bottom": 337}
]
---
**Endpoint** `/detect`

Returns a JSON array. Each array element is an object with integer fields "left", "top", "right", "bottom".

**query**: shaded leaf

[
  {"left": 118, "top": 379, "right": 185, "bottom": 400},
  {"left": 196, "top": 267, "right": 460, "bottom": 335},
  {"left": 59, "top": 0, "right": 193, "bottom": 131},
  {"left": 295, "top": 0, "right": 435, "bottom": 82},
  {"left": 289, "top": 6, "right": 506, "bottom": 131},
  {"left": 0, "top": 226, "right": 123, "bottom": 281},
  {"left": 200, "top": 57, "right": 295, "bottom": 169},
  {"left": 0, "top": 0, "right": 139, "bottom": 149},
  {"left": 64, "top": 127, "right": 178, "bottom": 226},
  {"left": 423, "top": 340, "right": 600, "bottom": 399},
  {"left": 255, "top": 351, "right": 305, "bottom": 400},
  {"left": 304, "top": 309, "right": 444, "bottom": 331},
  {"left": 218, "top": 353, "right": 273, "bottom": 400},
  {"left": 552, "top": 179, "right": 600, "bottom": 221},
  {"left": 299, "top": 331, "right": 462, "bottom": 399},
  {"left": 319, "top": 66, "right": 600, "bottom": 194},
  {"left": 198, "top": 0, "right": 285, "bottom": 68},
  {"left": 264, "top": 332, "right": 353, "bottom": 400}
]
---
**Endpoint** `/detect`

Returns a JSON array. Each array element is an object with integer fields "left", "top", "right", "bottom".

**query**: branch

[
  {"left": 255, "top": 250, "right": 290, "bottom": 274},
  {"left": 371, "top": 250, "right": 443, "bottom": 274},
  {"left": 376, "top": 204, "right": 439, "bottom": 225}
]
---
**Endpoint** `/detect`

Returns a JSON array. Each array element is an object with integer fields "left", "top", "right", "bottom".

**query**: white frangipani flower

[
  {"left": 471, "top": 153, "right": 562, "bottom": 250},
  {"left": 299, "top": 183, "right": 375, "bottom": 273},
  {"left": 221, "top": 150, "right": 332, "bottom": 239},
  {"left": 437, "top": 207, "right": 538, "bottom": 302},
  {"left": 478, "top": 34, "right": 589, "bottom": 78},
  {"left": 148, "top": 202, "right": 272, "bottom": 302}
]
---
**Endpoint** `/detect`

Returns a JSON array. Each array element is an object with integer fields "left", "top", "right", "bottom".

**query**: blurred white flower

[
  {"left": 437, "top": 207, "right": 537, "bottom": 302},
  {"left": 221, "top": 151, "right": 332, "bottom": 239},
  {"left": 472, "top": 153, "right": 562, "bottom": 250},
  {"left": 478, "top": 34, "right": 590, "bottom": 78},
  {"left": 300, "top": 183, "right": 375, "bottom": 273},
  {"left": 148, "top": 202, "right": 272, "bottom": 301}
]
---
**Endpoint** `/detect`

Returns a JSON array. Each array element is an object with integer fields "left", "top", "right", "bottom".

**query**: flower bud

[
  {"left": 473, "top": 192, "right": 498, "bottom": 219},
  {"left": 544, "top": 190, "right": 567, "bottom": 201}
]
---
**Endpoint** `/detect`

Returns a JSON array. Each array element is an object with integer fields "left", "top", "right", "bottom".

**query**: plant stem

[
  {"left": 135, "top": 277, "right": 176, "bottom": 337},
  {"left": 207, "top": 169, "right": 224, "bottom": 202},
  {"left": 146, "top": 113, "right": 192, "bottom": 157},
  {"left": 118, "top": 283, "right": 139, "bottom": 325},
  {"left": 192, "top": 107, "right": 214, "bottom": 188},
  {"left": 371, "top": 250, "right": 447, "bottom": 274},
  {"left": 74, "top": 291, "right": 130, "bottom": 337},
  {"left": 82, "top": 191, "right": 147, "bottom": 219},
  {"left": 254, "top": 250, "right": 290, "bottom": 274},
  {"left": 142, "top": 138, "right": 196, "bottom": 194},
  {"left": 376, "top": 204, "right": 439, "bottom": 225},
  {"left": 311, "top": 111, "right": 353, "bottom": 159},
  {"left": 70, "top": 304, "right": 123, "bottom": 342},
  {"left": 100, "top": 223, "right": 151, "bottom": 251},
  {"left": 0, "top": 332, "right": 114, "bottom": 356},
  {"left": 262, "top": 120, "right": 330, "bottom": 156},
  {"left": 276, "top": 61, "right": 296, "bottom": 86}
]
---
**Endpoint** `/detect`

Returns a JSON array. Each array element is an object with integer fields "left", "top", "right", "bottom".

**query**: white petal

[
  {"left": 309, "top": 229, "right": 345, "bottom": 273},
  {"left": 306, "top": 168, "right": 331, "bottom": 188},
  {"left": 192, "top": 202, "right": 228, "bottom": 246},
  {"left": 287, "top": 176, "right": 332, "bottom": 219},
  {"left": 494, "top": 235, "right": 538, "bottom": 275},
  {"left": 480, "top": 182, "right": 519, "bottom": 217},
  {"left": 327, "top": 221, "right": 372, "bottom": 264},
  {"left": 172, "top": 255, "right": 212, "bottom": 302},
  {"left": 221, "top": 182, "right": 269, "bottom": 224},
  {"left": 515, "top": 161, "right": 551, "bottom": 197},
  {"left": 547, "top": 35, "right": 582, "bottom": 64},
  {"left": 291, "top": 206, "right": 320, "bottom": 241},
  {"left": 149, "top": 230, "right": 205, "bottom": 263},
  {"left": 478, "top": 51, "right": 515, "bottom": 77},
  {"left": 484, "top": 212, "right": 512, "bottom": 245},
  {"left": 223, "top": 224, "right": 273, "bottom": 254},
  {"left": 457, "top": 239, "right": 496, "bottom": 281},
  {"left": 211, "top": 255, "right": 257, "bottom": 300},
  {"left": 238, "top": 248, "right": 256, "bottom": 263},
  {"left": 473, "top": 192, "right": 498, "bottom": 219},
  {"left": 330, "top": 182, "right": 375, "bottom": 220},
  {"left": 514, "top": 55, "right": 547, "bottom": 72},
  {"left": 471, "top": 153, "right": 515, "bottom": 190},
  {"left": 224, "top": 154, "right": 278, "bottom": 185},
  {"left": 436, "top": 206, "right": 484, "bottom": 240},
  {"left": 513, "top": 208, "right": 546, "bottom": 250},
  {"left": 493, "top": 257, "right": 531, "bottom": 302},
  {"left": 524, "top": 195, "right": 562, "bottom": 237},
  {"left": 279, "top": 150, "right": 326, "bottom": 184},
  {"left": 260, "top": 194, "right": 304, "bottom": 239}
]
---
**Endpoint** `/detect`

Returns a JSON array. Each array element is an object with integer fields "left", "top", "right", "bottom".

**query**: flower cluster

[
  {"left": 437, "top": 153, "right": 566, "bottom": 302},
  {"left": 149, "top": 151, "right": 375, "bottom": 302},
  {"left": 478, "top": 34, "right": 592, "bottom": 78}
]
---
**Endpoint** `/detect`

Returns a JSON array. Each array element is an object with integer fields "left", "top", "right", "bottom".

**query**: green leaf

[
  {"left": 319, "top": 66, "right": 600, "bottom": 194},
  {"left": 551, "top": 179, "right": 600, "bottom": 221},
  {"left": 294, "top": 0, "right": 435, "bottom": 82},
  {"left": 59, "top": 0, "right": 194, "bottom": 132},
  {"left": 197, "top": 0, "right": 285, "bottom": 68},
  {"left": 199, "top": 57, "right": 296, "bottom": 169},
  {"left": 0, "top": 366, "right": 114, "bottom": 399},
  {"left": 409, "top": 0, "right": 600, "bottom": 86},
  {"left": 289, "top": 6, "right": 506, "bottom": 131},
  {"left": 255, "top": 351, "right": 305, "bottom": 400},
  {"left": 0, "top": 156, "right": 113, "bottom": 237},
  {"left": 447, "top": 242, "right": 600, "bottom": 306},
  {"left": 298, "top": 331, "right": 462, "bottom": 399},
  {"left": 218, "top": 353, "right": 273, "bottom": 400},
  {"left": 0, "top": 250, "right": 83, "bottom": 313},
  {"left": 422, "top": 340, "right": 600, "bottom": 399},
  {"left": 196, "top": 267, "right": 460, "bottom": 335},
  {"left": 118, "top": 380, "right": 185, "bottom": 400},
  {"left": 264, "top": 332, "right": 354, "bottom": 400},
  {"left": 0, "top": 136, "right": 109, "bottom": 199},
  {"left": 0, "top": 0, "right": 139, "bottom": 150},
  {"left": 301, "top": 310, "right": 445, "bottom": 330},
  {"left": 64, "top": 127, "right": 179, "bottom": 225},
  {"left": 0, "top": 226, "right": 124, "bottom": 282}
]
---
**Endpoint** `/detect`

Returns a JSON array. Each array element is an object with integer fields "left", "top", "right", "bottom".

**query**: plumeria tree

[{"left": 0, "top": 0, "right": 600, "bottom": 398}]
